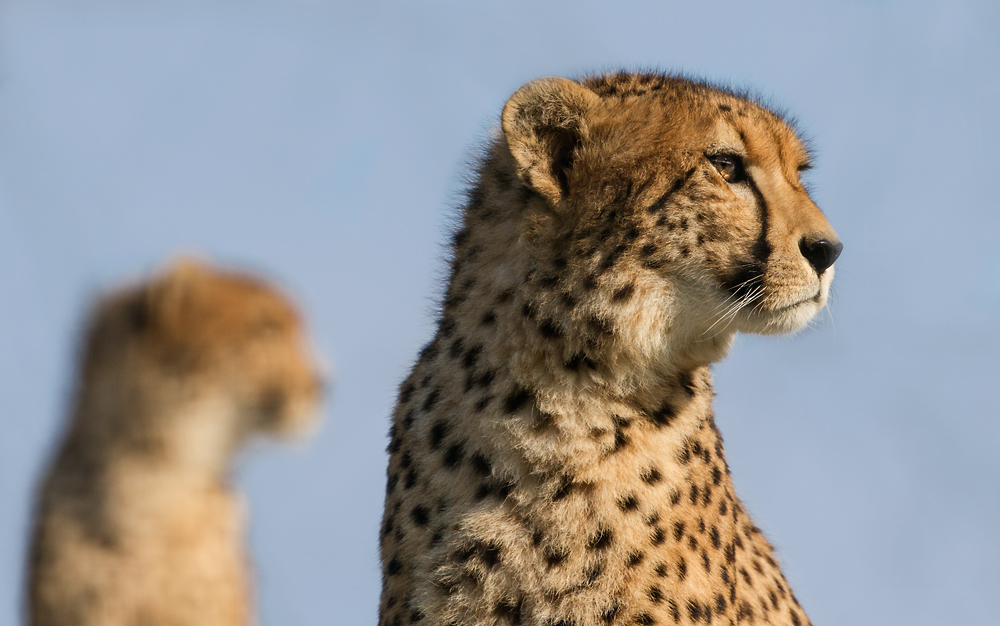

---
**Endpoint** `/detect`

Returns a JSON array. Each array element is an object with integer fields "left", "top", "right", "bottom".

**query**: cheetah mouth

[{"left": 769, "top": 289, "right": 822, "bottom": 313}]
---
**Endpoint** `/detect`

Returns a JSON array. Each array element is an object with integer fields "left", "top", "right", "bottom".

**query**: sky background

[{"left": 1, "top": 0, "right": 999, "bottom": 624}]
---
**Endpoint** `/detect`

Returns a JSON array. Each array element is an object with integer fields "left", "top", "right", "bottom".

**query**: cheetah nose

[{"left": 798, "top": 237, "right": 843, "bottom": 275}]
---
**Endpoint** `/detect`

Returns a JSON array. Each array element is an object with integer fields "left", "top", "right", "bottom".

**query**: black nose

[{"left": 799, "top": 238, "right": 843, "bottom": 275}]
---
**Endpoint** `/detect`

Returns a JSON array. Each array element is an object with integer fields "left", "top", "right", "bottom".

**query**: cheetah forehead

[{"left": 582, "top": 72, "right": 811, "bottom": 170}]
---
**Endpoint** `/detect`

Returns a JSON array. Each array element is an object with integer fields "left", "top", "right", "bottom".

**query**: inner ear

[
  {"left": 501, "top": 77, "right": 600, "bottom": 204},
  {"left": 547, "top": 125, "right": 580, "bottom": 198}
]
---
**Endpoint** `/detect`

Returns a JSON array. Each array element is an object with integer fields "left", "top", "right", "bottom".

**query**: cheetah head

[
  {"left": 83, "top": 260, "right": 325, "bottom": 446},
  {"left": 501, "top": 73, "right": 841, "bottom": 356}
]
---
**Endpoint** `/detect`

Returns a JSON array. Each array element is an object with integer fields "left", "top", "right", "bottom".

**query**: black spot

[
  {"left": 540, "top": 274, "right": 560, "bottom": 289},
  {"left": 494, "top": 599, "right": 522, "bottom": 623},
  {"left": 387, "top": 431, "right": 401, "bottom": 455},
  {"left": 611, "top": 427, "right": 629, "bottom": 453},
  {"left": 711, "top": 466, "right": 722, "bottom": 486},
  {"left": 677, "top": 370, "right": 696, "bottom": 395},
  {"left": 429, "top": 422, "right": 448, "bottom": 449},
  {"left": 504, "top": 387, "right": 532, "bottom": 414},
  {"left": 737, "top": 601, "right": 755, "bottom": 621},
  {"left": 611, "top": 283, "right": 636, "bottom": 302},
  {"left": 688, "top": 485, "right": 700, "bottom": 504},
  {"left": 539, "top": 319, "right": 563, "bottom": 339},
  {"left": 443, "top": 443, "right": 464, "bottom": 468},
  {"left": 587, "top": 314, "right": 615, "bottom": 338},
  {"left": 627, "top": 551, "right": 645, "bottom": 567},
  {"left": 686, "top": 600, "right": 702, "bottom": 622},
  {"left": 678, "top": 445, "right": 691, "bottom": 464},
  {"left": 584, "top": 560, "right": 605, "bottom": 583},
  {"left": 481, "top": 311, "right": 497, "bottom": 326},
  {"left": 651, "top": 527, "right": 666, "bottom": 546},
  {"left": 649, "top": 401, "right": 676, "bottom": 428},
  {"left": 474, "top": 395, "right": 492, "bottom": 412},
  {"left": 673, "top": 521, "right": 686, "bottom": 541},
  {"left": 597, "top": 243, "right": 628, "bottom": 274},
  {"left": 423, "top": 388, "right": 440, "bottom": 412},
  {"left": 790, "top": 609, "right": 802, "bottom": 626},
  {"left": 589, "top": 527, "right": 613, "bottom": 550},
  {"left": 470, "top": 453, "right": 492, "bottom": 476},
  {"left": 702, "top": 550, "right": 711, "bottom": 572},
  {"left": 710, "top": 526, "right": 721, "bottom": 549},
  {"left": 718, "top": 104, "right": 732, "bottom": 112},
  {"left": 677, "top": 557, "right": 687, "bottom": 581},
  {"left": 462, "top": 345, "right": 482, "bottom": 369},
  {"left": 522, "top": 302, "right": 536, "bottom": 319},
  {"left": 641, "top": 467, "right": 662, "bottom": 484},
  {"left": 404, "top": 470, "right": 418, "bottom": 489},
  {"left": 635, "top": 613, "right": 655, "bottom": 625},
  {"left": 688, "top": 536, "right": 699, "bottom": 551},
  {"left": 475, "top": 478, "right": 515, "bottom": 500},
  {"left": 545, "top": 547, "right": 568, "bottom": 567},
  {"left": 719, "top": 500, "right": 728, "bottom": 516},
  {"left": 655, "top": 562, "right": 669, "bottom": 577},
  {"left": 601, "top": 603, "right": 621, "bottom": 623},
  {"left": 448, "top": 337, "right": 465, "bottom": 359},
  {"left": 481, "top": 541, "right": 503, "bottom": 568},
  {"left": 618, "top": 494, "right": 640, "bottom": 512},
  {"left": 411, "top": 506, "right": 429, "bottom": 526},
  {"left": 552, "top": 475, "right": 575, "bottom": 501},
  {"left": 561, "top": 292, "right": 578, "bottom": 309},
  {"left": 648, "top": 585, "right": 664, "bottom": 604},
  {"left": 640, "top": 243, "right": 658, "bottom": 257},
  {"left": 386, "top": 473, "right": 398, "bottom": 494},
  {"left": 410, "top": 608, "right": 425, "bottom": 623},
  {"left": 669, "top": 490, "right": 681, "bottom": 506},
  {"left": 399, "top": 382, "right": 415, "bottom": 404},
  {"left": 565, "top": 351, "right": 598, "bottom": 371},
  {"left": 386, "top": 557, "right": 402, "bottom": 576},
  {"left": 381, "top": 515, "right": 395, "bottom": 539},
  {"left": 668, "top": 599, "right": 680, "bottom": 622}
]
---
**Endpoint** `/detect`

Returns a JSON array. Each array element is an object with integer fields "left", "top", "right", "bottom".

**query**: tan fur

[
  {"left": 379, "top": 72, "right": 840, "bottom": 626},
  {"left": 29, "top": 260, "right": 324, "bottom": 626}
]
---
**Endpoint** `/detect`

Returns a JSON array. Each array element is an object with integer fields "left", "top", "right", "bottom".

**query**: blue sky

[{"left": 1, "top": 1, "right": 998, "bottom": 624}]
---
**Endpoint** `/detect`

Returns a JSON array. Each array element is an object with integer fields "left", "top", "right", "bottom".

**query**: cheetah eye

[{"left": 707, "top": 154, "right": 746, "bottom": 184}]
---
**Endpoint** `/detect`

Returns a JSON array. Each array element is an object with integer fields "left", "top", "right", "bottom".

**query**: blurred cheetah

[
  {"left": 29, "top": 260, "right": 325, "bottom": 626},
  {"left": 379, "top": 72, "right": 841, "bottom": 626}
]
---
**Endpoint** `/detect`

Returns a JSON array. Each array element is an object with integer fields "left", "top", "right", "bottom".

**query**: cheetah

[
  {"left": 29, "top": 260, "right": 325, "bottom": 626},
  {"left": 379, "top": 71, "right": 841, "bottom": 626}
]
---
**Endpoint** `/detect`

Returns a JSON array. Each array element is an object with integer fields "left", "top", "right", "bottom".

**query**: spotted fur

[
  {"left": 379, "top": 71, "right": 841, "bottom": 626},
  {"left": 29, "top": 260, "right": 325, "bottom": 626}
]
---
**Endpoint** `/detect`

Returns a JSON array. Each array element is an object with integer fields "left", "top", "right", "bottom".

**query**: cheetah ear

[
  {"left": 146, "top": 258, "right": 209, "bottom": 330},
  {"left": 502, "top": 77, "right": 600, "bottom": 204}
]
